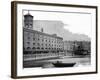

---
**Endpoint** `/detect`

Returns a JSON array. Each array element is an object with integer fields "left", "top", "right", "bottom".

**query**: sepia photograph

[{"left": 11, "top": 1, "right": 97, "bottom": 78}]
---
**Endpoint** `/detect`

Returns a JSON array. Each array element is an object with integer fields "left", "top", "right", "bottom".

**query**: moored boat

[{"left": 52, "top": 61, "right": 76, "bottom": 67}]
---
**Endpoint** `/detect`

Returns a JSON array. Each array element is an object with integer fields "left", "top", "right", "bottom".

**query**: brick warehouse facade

[{"left": 23, "top": 13, "right": 64, "bottom": 59}]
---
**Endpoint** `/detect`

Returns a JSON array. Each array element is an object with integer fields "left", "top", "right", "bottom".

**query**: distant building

[
  {"left": 64, "top": 41, "right": 91, "bottom": 56},
  {"left": 64, "top": 41, "right": 75, "bottom": 56},
  {"left": 81, "top": 41, "right": 91, "bottom": 54},
  {"left": 23, "top": 13, "right": 64, "bottom": 58}
]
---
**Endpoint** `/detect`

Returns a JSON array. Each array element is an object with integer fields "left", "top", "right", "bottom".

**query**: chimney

[{"left": 41, "top": 28, "right": 43, "bottom": 32}]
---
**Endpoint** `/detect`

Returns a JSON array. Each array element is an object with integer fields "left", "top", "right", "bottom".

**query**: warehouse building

[{"left": 23, "top": 13, "right": 64, "bottom": 58}]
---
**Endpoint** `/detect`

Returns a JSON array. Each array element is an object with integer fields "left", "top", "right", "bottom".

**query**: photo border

[{"left": 11, "top": 1, "right": 98, "bottom": 78}]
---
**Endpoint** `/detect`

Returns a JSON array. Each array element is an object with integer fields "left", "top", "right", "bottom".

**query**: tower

[{"left": 24, "top": 12, "right": 33, "bottom": 29}]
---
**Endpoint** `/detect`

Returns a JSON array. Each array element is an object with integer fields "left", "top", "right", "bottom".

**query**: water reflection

[{"left": 24, "top": 56, "right": 91, "bottom": 68}]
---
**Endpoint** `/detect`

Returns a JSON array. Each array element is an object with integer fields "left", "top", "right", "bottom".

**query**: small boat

[{"left": 52, "top": 61, "right": 76, "bottom": 67}]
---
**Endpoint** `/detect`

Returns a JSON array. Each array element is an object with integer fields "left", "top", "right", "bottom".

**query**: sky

[{"left": 23, "top": 10, "right": 92, "bottom": 40}]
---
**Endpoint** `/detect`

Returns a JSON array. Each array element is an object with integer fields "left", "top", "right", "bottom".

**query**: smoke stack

[{"left": 41, "top": 28, "right": 43, "bottom": 32}]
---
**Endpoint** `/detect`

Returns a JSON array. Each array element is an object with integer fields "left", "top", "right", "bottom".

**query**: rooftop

[
  {"left": 24, "top": 13, "right": 33, "bottom": 18},
  {"left": 23, "top": 28, "right": 63, "bottom": 40}
]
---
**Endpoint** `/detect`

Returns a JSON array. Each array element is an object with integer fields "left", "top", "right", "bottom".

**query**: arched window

[{"left": 27, "top": 47, "right": 31, "bottom": 49}]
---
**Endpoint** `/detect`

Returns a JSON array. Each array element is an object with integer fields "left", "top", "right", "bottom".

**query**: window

[
  {"left": 27, "top": 42, "right": 30, "bottom": 44},
  {"left": 41, "top": 48, "right": 44, "bottom": 49},
  {"left": 38, "top": 38, "right": 40, "bottom": 40},
  {"left": 37, "top": 47, "right": 40, "bottom": 49},
  {"left": 33, "top": 38, "right": 35, "bottom": 40},
  {"left": 41, "top": 44, "right": 43, "bottom": 46},
  {"left": 30, "top": 24, "right": 32, "bottom": 26},
  {"left": 27, "top": 47, "right": 31, "bottom": 49},
  {"left": 33, "top": 43, "right": 35, "bottom": 45}
]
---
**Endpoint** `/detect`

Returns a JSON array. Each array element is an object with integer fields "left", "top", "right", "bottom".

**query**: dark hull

[{"left": 53, "top": 63, "right": 76, "bottom": 67}]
